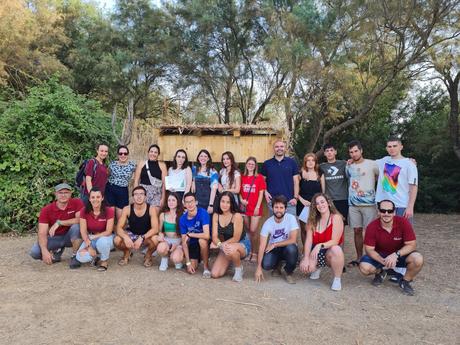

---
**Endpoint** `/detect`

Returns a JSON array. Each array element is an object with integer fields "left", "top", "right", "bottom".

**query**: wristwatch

[
  {"left": 320, "top": 244, "right": 325, "bottom": 249},
  {"left": 396, "top": 251, "right": 401, "bottom": 258}
]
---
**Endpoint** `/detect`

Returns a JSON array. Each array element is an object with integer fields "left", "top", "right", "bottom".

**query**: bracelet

[
  {"left": 57, "top": 220, "right": 62, "bottom": 226},
  {"left": 186, "top": 261, "right": 191, "bottom": 266},
  {"left": 217, "top": 241, "right": 222, "bottom": 248}
]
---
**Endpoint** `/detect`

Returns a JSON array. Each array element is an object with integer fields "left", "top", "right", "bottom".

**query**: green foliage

[{"left": 0, "top": 78, "right": 115, "bottom": 232}]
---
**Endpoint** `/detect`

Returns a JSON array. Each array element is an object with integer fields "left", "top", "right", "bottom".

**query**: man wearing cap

[{"left": 29, "top": 183, "right": 84, "bottom": 267}]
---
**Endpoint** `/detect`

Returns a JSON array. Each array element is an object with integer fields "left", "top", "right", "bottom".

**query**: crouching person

[
  {"left": 255, "top": 195, "right": 299, "bottom": 284},
  {"left": 359, "top": 200, "right": 424, "bottom": 296},
  {"left": 74, "top": 187, "right": 115, "bottom": 271},
  {"left": 180, "top": 192, "right": 211, "bottom": 278},
  {"left": 114, "top": 186, "right": 159, "bottom": 267},
  {"left": 30, "top": 183, "right": 84, "bottom": 267}
]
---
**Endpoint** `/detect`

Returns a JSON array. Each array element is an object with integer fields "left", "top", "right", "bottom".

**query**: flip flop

[
  {"left": 97, "top": 263, "right": 108, "bottom": 272},
  {"left": 250, "top": 253, "right": 258, "bottom": 263},
  {"left": 143, "top": 257, "right": 153, "bottom": 268},
  {"left": 118, "top": 257, "right": 129, "bottom": 266}
]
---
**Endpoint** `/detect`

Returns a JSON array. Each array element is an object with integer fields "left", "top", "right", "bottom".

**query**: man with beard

[{"left": 255, "top": 195, "right": 299, "bottom": 284}]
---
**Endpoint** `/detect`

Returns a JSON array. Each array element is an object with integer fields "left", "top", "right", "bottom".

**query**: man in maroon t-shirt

[
  {"left": 30, "top": 183, "right": 84, "bottom": 267},
  {"left": 359, "top": 199, "right": 424, "bottom": 296}
]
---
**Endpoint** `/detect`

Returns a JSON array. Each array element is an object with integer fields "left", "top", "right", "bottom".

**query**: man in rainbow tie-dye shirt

[{"left": 375, "top": 137, "right": 418, "bottom": 223}]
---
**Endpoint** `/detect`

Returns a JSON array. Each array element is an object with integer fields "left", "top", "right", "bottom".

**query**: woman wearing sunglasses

[{"left": 105, "top": 145, "right": 136, "bottom": 220}]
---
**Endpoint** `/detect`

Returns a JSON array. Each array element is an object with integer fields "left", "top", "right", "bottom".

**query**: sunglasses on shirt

[{"left": 379, "top": 208, "right": 395, "bottom": 214}]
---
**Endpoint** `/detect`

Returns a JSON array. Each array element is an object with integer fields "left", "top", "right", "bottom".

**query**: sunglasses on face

[
  {"left": 118, "top": 152, "right": 128, "bottom": 156},
  {"left": 379, "top": 208, "right": 395, "bottom": 214}
]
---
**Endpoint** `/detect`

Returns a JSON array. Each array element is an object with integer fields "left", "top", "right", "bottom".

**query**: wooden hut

[{"left": 129, "top": 122, "right": 284, "bottom": 163}]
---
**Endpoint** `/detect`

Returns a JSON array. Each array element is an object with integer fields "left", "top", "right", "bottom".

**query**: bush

[{"left": 0, "top": 79, "right": 115, "bottom": 232}]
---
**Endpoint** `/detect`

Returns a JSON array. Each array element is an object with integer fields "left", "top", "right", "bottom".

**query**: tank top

[
  {"left": 128, "top": 204, "right": 151, "bottom": 235},
  {"left": 217, "top": 214, "right": 246, "bottom": 242},
  {"left": 312, "top": 215, "right": 344, "bottom": 246},
  {"left": 299, "top": 178, "right": 322, "bottom": 201},
  {"left": 163, "top": 213, "right": 177, "bottom": 233},
  {"left": 140, "top": 160, "right": 162, "bottom": 185}
]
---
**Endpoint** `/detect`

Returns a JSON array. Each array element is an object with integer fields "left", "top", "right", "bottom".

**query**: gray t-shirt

[{"left": 320, "top": 160, "right": 348, "bottom": 201}]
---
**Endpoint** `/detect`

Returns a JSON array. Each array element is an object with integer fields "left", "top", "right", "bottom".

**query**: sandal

[
  {"left": 250, "top": 253, "right": 258, "bottom": 263},
  {"left": 143, "top": 257, "right": 153, "bottom": 268},
  {"left": 244, "top": 253, "right": 252, "bottom": 262},
  {"left": 118, "top": 257, "right": 130, "bottom": 266},
  {"left": 97, "top": 262, "right": 108, "bottom": 272},
  {"left": 347, "top": 260, "right": 360, "bottom": 267}
]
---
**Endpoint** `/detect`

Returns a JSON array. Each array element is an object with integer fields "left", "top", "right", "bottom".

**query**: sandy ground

[{"left": 0, "top": 214, "right": 459, "bottom": 345}]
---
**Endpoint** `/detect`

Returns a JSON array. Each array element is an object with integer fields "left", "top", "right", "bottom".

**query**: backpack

[{"left": 75, "top": 158, "right": 98, "bottom": 189}]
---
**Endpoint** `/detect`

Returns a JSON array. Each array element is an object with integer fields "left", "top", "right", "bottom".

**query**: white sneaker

[
  {"left": 202, "top": 269, "right": 211, "bottom": 279},
  {"left": 232, "top": 266, "right": 243, "bottom": 282},
  {"left": 159, "top": 257, "right": 169, "bottom": 271},
  {"left": 310, "top": 268, "right": 321, "bottom": 280},
  {"left": 331, "top": 277, "right": 342, "bottom": 291},
  {"left": 175, "top": 263, "right": 183, "bottom": 270}
]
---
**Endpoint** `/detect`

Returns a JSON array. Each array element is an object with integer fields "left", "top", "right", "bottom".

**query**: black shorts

[
  {"left": 188, "top": 241, "right": 201, "bottom": 261},
  {"left": 333, "top": 199, "right": 349, "bottom": 225}
]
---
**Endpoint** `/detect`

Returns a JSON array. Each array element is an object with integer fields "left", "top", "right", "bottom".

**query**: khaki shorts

[{"left": 348, "top": 205, "right": 377, "bottom": 229}]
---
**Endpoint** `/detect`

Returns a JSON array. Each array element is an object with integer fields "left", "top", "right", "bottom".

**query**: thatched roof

[{"left": 158, "top": 124, "right": 281, "bottom": 136}]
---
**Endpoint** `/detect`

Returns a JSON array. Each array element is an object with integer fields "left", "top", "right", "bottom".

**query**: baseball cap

[{"left": 55, "top": 183, "right": 73, "bottom": 192}]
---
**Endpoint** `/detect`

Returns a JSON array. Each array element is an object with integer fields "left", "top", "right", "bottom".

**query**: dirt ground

[{"left": 0, "top": 214, "right": 458, "bottom": 345}]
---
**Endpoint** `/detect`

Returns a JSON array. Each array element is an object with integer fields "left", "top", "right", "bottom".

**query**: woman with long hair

[
  {"left": 239, "top": 156, "right": 266, "bottom": 262},
  {"left": 218, "top": 151, "right": 241, "bottom": 204},
  {"left": 81, "top": 143, "right": 109, "bottom": 204},
  {"left": 134, "top": 144, "right": 167, "bottom": 210},
  {"left": 157, "top": 193, "right": 185, "bottom": 271},
  {"left": 191, "top": 149, "right": 219, "bottom": 214},
  {"left": 75, "top": 187, "right": 115, "bottom": 271},
  {"left": 166, "top": 149, "right": 192, "bottom": 201},
  {"left": 210, "top": 192, "right": 250, "bottom": 282},
  {"left": 300, "top": 193, "right": 344, "bottom": 291},
  {"left": 105, "top": 145, "right": 136, "bottom": 220},
  {"left": 297, "top": 153, "right": 325, "bottom": 245}
]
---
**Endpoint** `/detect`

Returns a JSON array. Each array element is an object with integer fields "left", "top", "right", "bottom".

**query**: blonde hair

[
  {"left": 307, "top": 193, "right": 341, "bottom": 230},
  {"left": 243, "top": 156, "right": 258, "bottom": 176},
  {"left": 302, "top": 153, "right": 319, "bottom": 175}
]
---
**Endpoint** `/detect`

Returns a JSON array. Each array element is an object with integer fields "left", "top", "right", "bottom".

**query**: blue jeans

[
  {"left": 262, "top": 244, "right": 298, "bottom": 274},
  {"left": 76, "top": 234, "right": 114, "bottom": 262},
  {"left": 30, "top": 224, "right": 81, "bottom": 260},
  {"left": 395, "top": 207, "right": 413, "bottom": 224}
]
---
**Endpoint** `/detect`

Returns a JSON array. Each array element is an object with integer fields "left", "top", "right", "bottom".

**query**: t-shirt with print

[
  {"left": 80, "top": 207, "right": 115, "bottom": 234},
  {"left": 83, "top": 159, "right": 108, "bottom": 195},
  {"left": 240, "top": 174, "right": 266, "bottom": 216},
  {"left": 320, "top": 160, "right": 348, "bottom": 201},
  {"left": 346, "top": 159, "right": 379, "bottom": 206},
  {"left": 364, "top": 216, "right": 416, "bottom": 256},
  {"left": 375, "top": 157, "right": 418, "bottom": 208},
  {"left": 260, "top": 213, "right": 299, "bottom": 245},
  {"left": 108, "top": 160, "right": 136, "bottom": 187},
  {"left": 39, "top": 198, "right": 84, "bottom": 236},
  {"left": 179, "top": 207, "right": 210, "bottom": 245}
]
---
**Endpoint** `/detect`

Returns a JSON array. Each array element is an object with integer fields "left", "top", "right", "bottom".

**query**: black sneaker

[
  {"left": 51, "top": 247, "right": 65, "bottom": 263},
  {"left": 372, "top": 269, "right": 387, "bottom": 286},
  {"left": 389, "top": 271, "right": 403, "bottom": 283},
  {"left": 90, "top": 256, "right": 100, "bottom": 268},
  {"left": 399, "top": 278, "right": 415, "bottom": 296},
  {"left": 69, "top": 255, "right": 81, "bottom": 269}
]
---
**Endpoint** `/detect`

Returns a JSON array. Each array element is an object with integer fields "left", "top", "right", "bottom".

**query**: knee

[
  {"left": 29, "top": 245, "right": 41, "bottom": 260},
  {"left": 69, "top": 224, "right": 81, "bottom": 239},
  {"left": 327, "top": 245, "right": 343, "bottom": 258},
  {"left": 157, "top": 242, "right": 169, "bottom": 255},
  {"left": 96, "top": 237, "right": 112, "bottom": 250},
  {"left": 198, "top": 239, "right": 208, "bottom": 249},
  {"left": 114, "top": 236, "right": 123, "bottom": 248},
  {"left": 261, "top": 255, "right": 273, "bottom": 270},
  {"left": 170, "top": 251, "right": 183, "bottom": 263},
  {"left": 408, "top": 252, "right": 424, "bottom": 267},
  {"left": 285, "top": 244, "right": 298, "bottom": 255},
  {"left": 359, "top": 263, "right": 375, "bottom": 276},
  {"left": 211, "top": 270, "right": 223, "bottom": 279}
]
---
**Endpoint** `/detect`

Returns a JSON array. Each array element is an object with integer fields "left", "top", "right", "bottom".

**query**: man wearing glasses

[
  {"left": 114, "top": 186, "right": 159, "bottom": 267},
  {"left": 359, "top": 200, "right": 424, "bottom": 296},
  {"left": 30, "top": 183, "right": 84, "bottom": 267}
]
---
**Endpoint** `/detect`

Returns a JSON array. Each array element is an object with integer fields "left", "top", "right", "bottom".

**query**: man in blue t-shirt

[
  {"left": 180, "top": 192, "right": 211, "bottom": 278},
  {"left": 261, "top": 139, "right": 299, "bottom": 216}
]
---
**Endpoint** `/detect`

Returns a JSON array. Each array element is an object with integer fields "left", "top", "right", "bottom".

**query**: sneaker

[
  {"left": 232, "top": 266, "right": 244, "bottom": 282},
  {"left": 331, "top": 277, "right": 342, "bottom": 291},
  {"left": 271, "top": 264, "right": 282, "bottom": 277},
  {"left": 69, "top": 255, "right": 81, "bottom": 269},
  {"left": 90, "top": 256, "right": 100, "bottom": 268},
  {"left": 159, "top": 257, "right": 169, "bottom": 271},
  {"left": 283, "top": 269, "right": 295, "bottom": 284},
  {"left": 175, "top": 263, "right": 183, "bottom": 270},
  {"left": 372, "top": 269, "right": 387, "bottom": 286},
  {"left": 387, "top": 269, "right": 404, "bottom": 283},
  {"left": 202, "top": 269, "right": 211, "bottom": 279},
  {"left": 399, "top": 278, "right": 415, "bottom": 296},
  {"left": 309, "top": 268, "right": 322, "bottom": 280}
]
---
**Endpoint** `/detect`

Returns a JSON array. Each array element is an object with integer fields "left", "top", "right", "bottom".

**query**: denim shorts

[
  {"left": 239, "top": 235, "right": 251, "bottom": 258},
  {"left": 360, "top": 252, "right": 414, "bottom": 269}
]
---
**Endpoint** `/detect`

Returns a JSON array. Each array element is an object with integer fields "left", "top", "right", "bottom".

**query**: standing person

[
  {"left": 75, "top": 187, "right": 115, "bottom": 271},
  {"left": 261, "top": 139, "right": 299, "bottom": 216},
  {"left": 359, "top": 200, "right": 424, "bottom": 296},
  {"left": 297, "top": 153, "right": 325, "bottom": 246},
  {"left": 134, "top": 144, "right": 167, "bottom": 210},
  {"left": 376, "top": 137, "right": 418, "bottom": 222},
  {"left": 210, "top": 192, "right": 250, "bottom": 282},
  {"left": 157, "top": 193, "right": 185, "bottom": 271},
  {"left": 30, "top": 183, "right": 84, "bottom": 267},
  {"left": 320, "top": 143, "right": 349, "bottom": 224},
  {"left": 239, "top": 157, "right": 266, "bottom": 262},
  {"left": 191, "top": 149, "right": 219, "bottom": 214},
  {"left": 180, "top": 192, "right": 211, "bottom": 278},
  {"left": 113, "top": 186, "right": 159, "bottom": 267},
  {"left": 299, "top": 193, "right": 345, "bottom": 291},
  {"left": 166, "top": 149, "right": 192, "bottom": 201},
  {"left": 218, "top": 151, "right": 241, "bottom": 205},
  {"left": 255, "top": 196, "right": 299, "bottom": 284},
  {"left": 346, "top": 140, "right": 379, "bottom": 266},
  {"left": 105, "top": 145, "right": 136, "bottom": 220},
  {"left": 81, "top": 143, "right": 109, "bottom": 203}
]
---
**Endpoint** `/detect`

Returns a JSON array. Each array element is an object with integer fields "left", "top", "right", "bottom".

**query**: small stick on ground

[{"left": 216, "top": 298, "right": 263, "bottom": 308}]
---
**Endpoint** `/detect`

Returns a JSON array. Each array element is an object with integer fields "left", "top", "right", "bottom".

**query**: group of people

[{"left": 30, "top": 137, "right": 424, "bottom": 295}]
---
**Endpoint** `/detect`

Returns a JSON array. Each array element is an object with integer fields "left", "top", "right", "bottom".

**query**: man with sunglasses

[{"left": 359, "top": 200, "right": 424, "bottom": 296}]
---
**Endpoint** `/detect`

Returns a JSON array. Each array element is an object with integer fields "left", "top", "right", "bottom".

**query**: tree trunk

[{"left": 447, "top": 72, "right": 460, "bottom": 160}]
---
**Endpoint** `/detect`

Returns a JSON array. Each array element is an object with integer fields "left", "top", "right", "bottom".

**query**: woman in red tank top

[{"left": 300, "top": 193, "right": 344, "bottom": 291}]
